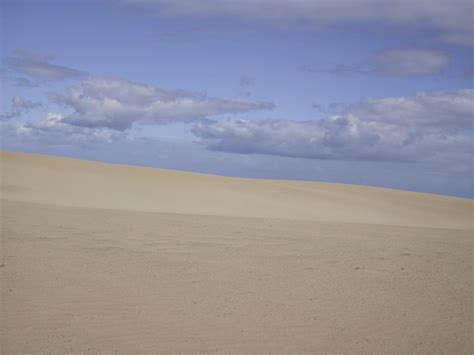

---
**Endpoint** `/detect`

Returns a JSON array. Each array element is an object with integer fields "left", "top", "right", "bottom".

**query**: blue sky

[{"left": 1, "top": 0, "right": 473, "bottom": 197}]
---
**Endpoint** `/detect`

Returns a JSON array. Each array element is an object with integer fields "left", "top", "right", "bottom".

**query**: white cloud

[
  {"left": 348, "top": 89, "right": 473, "bottom": 128},
  {"left": 52, "top": 77, "right": 274, "bottom": 130},
  {"left": 2, "top": 113, "right": 126, "bottom": 146},
  {"left": 193, "top": 89, "right": 473, "bottom": 164}
]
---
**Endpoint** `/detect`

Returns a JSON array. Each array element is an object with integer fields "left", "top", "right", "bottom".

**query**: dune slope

[{"left": 1, "top": 151, "right": 472, "bottom": 354}]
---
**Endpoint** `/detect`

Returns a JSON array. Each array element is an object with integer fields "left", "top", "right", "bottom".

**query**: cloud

[
  {"left": 373, "top": 49, "right": 449, "bottom": 76},
  {"left": 312, "top": 102, "right": 346, "bottom": 114},
  {"left": 12, "top": 96, "right": 42, "bottom": 110},
  {"left": 329, "top": 48, "right": 450, "bottom": 77},
  {"left": 120, "top": 0, "right": 473, "bottom": 47},
  {"left": 1, "top": 113, "right": 126, "bottom": 146},
  {"left": 158, "top": 25, "right": 254, "bottom": 42},
  {"left": 440, "top": 33, "right": 474, "bottom": 47},
  {"left": 348, "top": 89, "right": 473, "bottom": 128},
  {"left": 239, "top": 74, "right": 255, "bottom": 97},
  {"left": 4, "top": 50, "right": 87, "bottom": 82},
  {"left": 464, "top": 67, "right": 474, "bottom": 79},
  {"left": 328, "top": 63, "right": 373, "bottom": 76},
  {"left": 0, "top": 96, "right": 42, "bottom": 120},
  {"left": 0, "top": 112, "right": 19, "bottom": 121},
  {"left": 13, "top": 77, "right": 40, "bottom": 88},
  {"left": 239, "top": 74, "right": 255, "bottom": 87},
  {"left": 52, "top": 76, "right": 274, "bottom": 130},
  {"left": 193, "top": 89, "right": 473, "bottom": 164}
]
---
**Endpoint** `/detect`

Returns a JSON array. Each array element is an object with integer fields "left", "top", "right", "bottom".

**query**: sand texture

[{"left": 1, "top": 151, "right": 472, "bottom": 354}]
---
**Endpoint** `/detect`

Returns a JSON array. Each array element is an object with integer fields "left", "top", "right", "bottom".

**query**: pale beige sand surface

[
  {"left": 0, "top": 151, "right": 473, "bottom": 353},
  {"left": 1, "top": 151, "right": 471, "bottom": 229}
]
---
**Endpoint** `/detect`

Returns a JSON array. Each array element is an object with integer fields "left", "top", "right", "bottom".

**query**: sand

[{"left": 0, "top": 150, "right": 472, "bottom": 354}]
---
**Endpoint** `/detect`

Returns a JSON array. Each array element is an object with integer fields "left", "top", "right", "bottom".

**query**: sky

[{"left": 1, "top": 0, "right": 473, "bottom": 197}]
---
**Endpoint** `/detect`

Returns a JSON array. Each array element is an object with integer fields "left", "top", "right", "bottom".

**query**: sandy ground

[{"left": 0, "top": 151, "right": 472, "bottom": 354}]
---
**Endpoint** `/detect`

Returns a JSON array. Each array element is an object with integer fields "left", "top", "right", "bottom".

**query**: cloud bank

[
  {"left": 193, "top": 89, "right": 473, "bottom": 163},
  {"left": 120, "top": 0, "right": 474, "bottom": 46}
]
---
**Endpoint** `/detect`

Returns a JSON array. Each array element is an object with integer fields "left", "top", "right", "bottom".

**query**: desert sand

[{"left": 0, "top": 150, "right": 472, "bottom": 354}]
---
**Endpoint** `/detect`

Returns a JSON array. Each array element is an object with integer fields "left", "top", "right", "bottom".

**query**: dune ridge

[{"left": 0, "top": 150, "right": 471, "bottom": 229}]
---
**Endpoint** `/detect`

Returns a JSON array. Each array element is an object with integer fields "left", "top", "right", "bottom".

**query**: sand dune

[
  {"left": 1, "top": 151, "right": 471, "bottom": 229},
  {"left": 1, "top": 151, "right": 473, "bottom": 354}
]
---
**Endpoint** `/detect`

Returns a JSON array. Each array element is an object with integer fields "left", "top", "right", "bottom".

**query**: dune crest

[{"left": 1, "top": 150, "right": 471, "bottom": 229}]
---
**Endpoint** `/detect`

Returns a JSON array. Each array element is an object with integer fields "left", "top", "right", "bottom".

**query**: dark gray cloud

[
  {"left": 4, "top": 50, "right": 87, "bottom": 82},
  {"left": 120, "top": 0, "right": 473, "bottom": 47},
  {"left": 52, "top": 76, "right": 274, "bottom": 130},
  {"left": 193, "top": 89, "right": 473, "bottom": 164}
]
